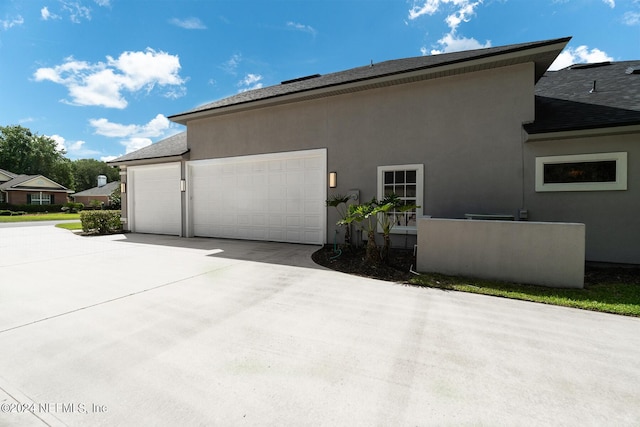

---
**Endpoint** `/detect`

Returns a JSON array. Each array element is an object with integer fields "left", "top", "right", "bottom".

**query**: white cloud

[
  {"left": 49, "top": 134, "right": 67, "bottom": 152},
  {"left": 623, "top": 11, "right": 640, "bottom": 25},
  {"left": 170, "top": 17, "right": 207, "bottom": 29},
  {"left": 41, "top": 7, "right": 61, "bottom": 21},
  {"left": 408, "top": 0, "right": 481, "bottom": 21},
  {"left": 89, "top": 114, "right": 171, "bottom": 138},
  {"left": 410, "top": 1, "right": 489, "bottom": 55},
  {"left": 100, "top": 155, "right": 118, "bottom": 162},
  {"left": 121, "top": 137, "right": 152, "bottom": 153},
  {"left": 445, "top": 1, "right": 482, "bottom": 32},
  {"left": 94, "top": 0, "right": 111, "bottom": 6},
  {"left": 1, "top": 15, "right": 24, "bottom": 30},
  {"left": 549, "top": 45, "right": 614, "bottom": 71},
  {"left": 429, "top": 33, "right": 491, "bottom": 54},
  {"left": 47, "top": 134, "right": 99, "bottom": 157},
  {"left": 286, "top": 21, "right": 317, "bottom": 36},
  {"left": 602, "top": 0, "right": 615, "bottom": 7},
  {"left": 238, "top": 74, "right": 263, "bottom": 92},
  {"left": 34, "top": 49, "right": 186, "bottom": 109},
  {"left": 409, "top": 0, "right": 441, "bottom": 19},
  {"left": 89, "top": 114, "right": 176, "bottom": 154},
  {"left": 221, "top": 53, "right": 242, "bottom": 74},
  {"left": 61, "top": 1, "right": 91, "bottom": 23}
]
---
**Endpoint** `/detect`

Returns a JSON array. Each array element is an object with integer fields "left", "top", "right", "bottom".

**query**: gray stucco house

[{"left": 109, "top": 37, "right": 640, "bottom": 265}]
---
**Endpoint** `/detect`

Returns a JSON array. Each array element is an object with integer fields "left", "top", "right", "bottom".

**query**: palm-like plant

[
  {"left": 326, "top": 194, "right": 352, "bottom": 245},
  {"left": 338, "top": 194, "right": 419, "bottom": 265},
  {"left": 338, "top": 198, "right": 393, "bottom": 264}
]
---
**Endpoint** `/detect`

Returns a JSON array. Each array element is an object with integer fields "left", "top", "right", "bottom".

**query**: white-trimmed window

[
  {"left": 29, "top": 193, "right": 51, "bottom": 205},
  {"left": 535, "top": 152, "right": 627, "bottom": 192},
  {"left": 377, "top": 164, "right": 424, "bottom": 234}
]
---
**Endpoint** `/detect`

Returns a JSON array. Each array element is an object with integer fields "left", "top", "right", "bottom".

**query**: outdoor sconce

[
  {"left": 180, "top": 179, "right": 186, "bottom": 192},
  {"left": 120, "top": 182, "right": 126, "bottom": 193},
  {"left": 329, "top": 171, "right": 337, "bottom": 188}
]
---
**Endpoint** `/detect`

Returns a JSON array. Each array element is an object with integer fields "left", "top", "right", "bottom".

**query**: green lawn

[
  {"left": 0, "top": 212, "right": 81, "bottom": 222},
  {"left": 55, "top": 221, "right": 83, "bottom": 230},
  {"left": 410, "top": 272, "right": 640, "bottom": 317}
]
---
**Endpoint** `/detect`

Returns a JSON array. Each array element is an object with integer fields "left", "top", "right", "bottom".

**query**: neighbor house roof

[
  {"left": 108, "top": 131, "right": 188, "bottom": 165},
  {"left": 525, "top": 61, "right": 640, "bottom": 135},
  {"left": 0, "top": 174, "right": 72, "bottom": 192},
  {"left": 72, "top": 181, "right": 120, "bottom": 198},
  {"left": 169, "top": 37, "right": 571, "bottom": 124},
  {"left": 0, "top": 169, "right": 17, "bottom": 182}
]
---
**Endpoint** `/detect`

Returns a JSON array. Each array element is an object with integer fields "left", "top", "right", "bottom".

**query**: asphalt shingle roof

[
  {"left": 525, "top": 61, "right": 640, "bottom": 134},
  {"left": 109, "top": 131, "right": 188, "bottom": 164},
  {"left": 169, "top": 37, "right": 570, "bottom": 121},
  {"left": 72, "top": 181, "right": 120, "bottom": 197}
]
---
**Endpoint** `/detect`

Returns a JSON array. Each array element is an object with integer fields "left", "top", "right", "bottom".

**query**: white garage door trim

[
  {"left": 187, "top": 149, "right": 326, "bottom": 245},
  {"left": 128, "top": 162, "right": 182, "bottom": 236}
]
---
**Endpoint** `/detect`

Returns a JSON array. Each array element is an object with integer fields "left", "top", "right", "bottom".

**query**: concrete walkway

[{"left": 0, "top": 226, "right": 639, "bottom": 426}]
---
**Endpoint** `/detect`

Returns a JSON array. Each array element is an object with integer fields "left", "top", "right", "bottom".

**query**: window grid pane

[{"left": 385, "top": 169, "right": 418, "bottom": 227}]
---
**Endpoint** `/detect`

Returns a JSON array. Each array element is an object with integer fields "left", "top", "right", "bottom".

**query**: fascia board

[
  {"left": 107, "top": 154, "right": 187, "bottom": 168},
  {"left": 526, "top": 124, "right": 640, "bottom": 142}
]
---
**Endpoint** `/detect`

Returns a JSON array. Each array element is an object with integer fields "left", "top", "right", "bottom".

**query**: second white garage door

[
  {"left": 188, "top": 149, "right": 326, "bottom": 245},
  {"left": 127, "top": 163, "right": 182, "bottom": 236}
]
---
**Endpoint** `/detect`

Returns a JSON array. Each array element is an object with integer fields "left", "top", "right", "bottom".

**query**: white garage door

[
  {"left": 128, "top": 163, "right": 182, "bottom": 235},
  {"left": 188, "top": 149, "right": 326, "bottom": 244}
]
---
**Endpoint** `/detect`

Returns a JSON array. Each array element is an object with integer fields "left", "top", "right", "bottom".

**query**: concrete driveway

[{"left": 1, "top": 225, "right": 639, "bottom": 426}]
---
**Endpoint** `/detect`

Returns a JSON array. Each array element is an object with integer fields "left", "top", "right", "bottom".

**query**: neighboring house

[
  {"left": 0, "top": 169, "right": 73, "bottom": 206},
  {"left": 109, "top": 37, "right": 640, "bottom": 265},
  {"left": 71, "top": 177, "right": 120, "bottom": 207}
]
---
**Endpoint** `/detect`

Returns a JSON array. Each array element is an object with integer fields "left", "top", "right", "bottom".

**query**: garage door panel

[
  {"left": 189, "top": 149, "right": 325, "bottom": 244},
  {"left": 129, "top": 163, "right": 181, "bottom": 236},
  {"left": 305, "top": 215, "right": 322, "bottom": 228}
]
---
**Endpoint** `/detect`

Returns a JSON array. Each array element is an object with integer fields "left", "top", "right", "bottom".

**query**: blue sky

[{"left": 1, "top": 0, "right": 639, "bottom": 162}]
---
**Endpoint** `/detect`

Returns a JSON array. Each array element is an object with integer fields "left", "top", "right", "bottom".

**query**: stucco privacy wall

[
  {"left": 416, "top": 218, "right": 586, "bottom": 288},
  {"left": 187, "top": 63, "right": 535, "bottom": 245},
  {"left": 524, "top": 131, "right": 640, "bottom": 264}
]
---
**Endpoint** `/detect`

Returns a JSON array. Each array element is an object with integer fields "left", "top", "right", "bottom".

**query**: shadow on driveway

[{"left": 111, "top": 232, "right": 327, "bottom": 269}]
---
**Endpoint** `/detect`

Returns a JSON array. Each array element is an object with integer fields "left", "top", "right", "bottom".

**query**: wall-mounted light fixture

[
  {"left": 120, "top": 182, "right": 126, "bottom": 193},
  {"left": 329, "top": 171, "right": 337, "bottom": 188},
  {"left": 180, "top": 179, "right": 186, "bottom": 192}
]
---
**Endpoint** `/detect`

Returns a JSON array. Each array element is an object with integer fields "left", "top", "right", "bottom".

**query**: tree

[
  {"left": 0, "top": 125, "right": 74, "bottom": 189},
  {"left": 72, "top": 159, "right": 119, "bottom": 192}
]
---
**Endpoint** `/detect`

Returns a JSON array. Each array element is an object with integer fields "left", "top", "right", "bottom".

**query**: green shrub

[
  {"left": 3, "top": 204, "right": 65, "bottom": 213},
  {"left": 0, "top": 210, "right": 12, "bottom": 216},
  {"left": 80, "top": 210, "right": 122, "bottom": 234},
  {"left": 63, "top": 202, "right": 84, "bottom": 213}
]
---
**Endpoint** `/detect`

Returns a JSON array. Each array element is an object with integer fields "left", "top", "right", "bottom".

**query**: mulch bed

[
  {"left": 312, "top": 244, "right": 640, "bottom": 286},
  {"left": 311, "top": 244, "right": 416, "bottom": 283}
]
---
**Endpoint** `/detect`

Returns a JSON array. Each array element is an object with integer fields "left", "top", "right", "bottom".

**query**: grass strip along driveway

[
  {"left": 0, "top": 212, "right": 80, "bottom": 222},
  {"left": 410, "top": 270, "right": 640, "bottom": 317}
]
